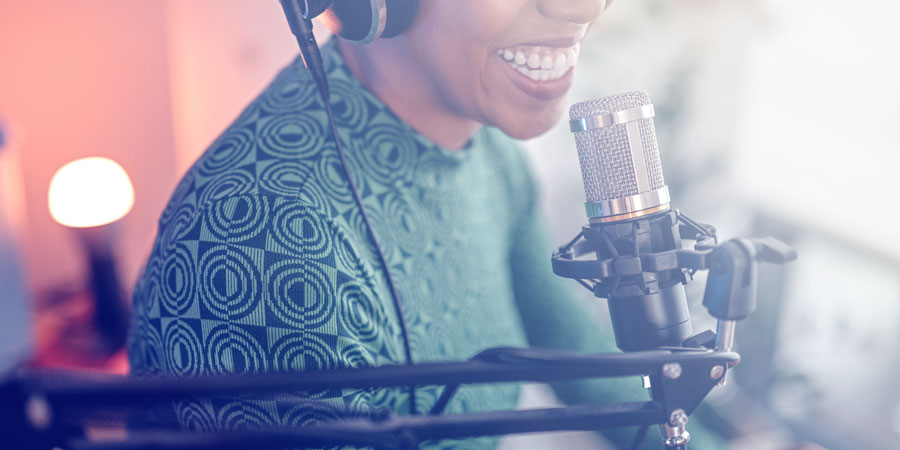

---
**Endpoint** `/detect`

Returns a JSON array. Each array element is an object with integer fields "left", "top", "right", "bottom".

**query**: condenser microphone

[
  {"left": 565, "top": 91, "right": 693, "bottom": 351},
  {"left": 569, "top": 91, "right": 670, "bottom": 223}
]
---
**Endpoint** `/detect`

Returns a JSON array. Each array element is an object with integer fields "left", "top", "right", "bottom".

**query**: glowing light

[{"left": 48, "top": 157, "right": 135, "bottom": 228}]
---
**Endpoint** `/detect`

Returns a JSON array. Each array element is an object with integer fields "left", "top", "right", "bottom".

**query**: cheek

[
  {"left": 436, "top": 40, "right": 569, "bottom": 137},
  {"left": 411, "top": 26, "right": 498, "bottom": 114},
  {"left": 411, "top": 0, "right": 570, "bottom": 137}
]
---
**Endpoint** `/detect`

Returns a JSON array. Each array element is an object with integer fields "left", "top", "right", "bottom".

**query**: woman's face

[{"left": 403, "top": 0, "right": 608, "bottom": 139}]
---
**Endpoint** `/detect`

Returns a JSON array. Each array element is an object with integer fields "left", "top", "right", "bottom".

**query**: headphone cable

[{"left": 281, "top": 2, "right": 419, "bottom": 414}]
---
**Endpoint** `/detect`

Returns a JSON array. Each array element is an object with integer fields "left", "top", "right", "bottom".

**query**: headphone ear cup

[
  {"left": 325, "top": 0, "right": 385, "bottom": 43},
  {"left": 323, "top": 0, "right": 419, "bottom": 42},
  {"left": 382, "top": 0, "right": 419, "bottom": 38},
  {"left": 305, "top": 0, "right": 335, "bottom": 18}
]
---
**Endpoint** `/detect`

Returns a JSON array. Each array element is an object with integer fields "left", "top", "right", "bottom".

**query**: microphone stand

[
  {"left": 4, "top": 348, "right": 738, "bottom": 450},
  {"left": 552, "top": 209, "right": 797, "bottom": 447},
  {"left": 1, "top": 212, "right": 795, "bottom": 450}
]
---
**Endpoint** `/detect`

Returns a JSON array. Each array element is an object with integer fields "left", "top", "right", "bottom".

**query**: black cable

[
  {"left": 428, "top": 384, "right": 459, "bottom": 416},
  {"left": 427, "top": 347, "right": 555, "bottom": 416},
  {"left": 281, "top": 1, "right": 418, "bottom": 414},
  {"left": 322, "top": 90, "right": 418, "bottom": 413}
]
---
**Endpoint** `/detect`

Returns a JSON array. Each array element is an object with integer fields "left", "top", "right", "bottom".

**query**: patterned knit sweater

[{"left": 127, "top": 39, "right": 717, "bottom": 449}]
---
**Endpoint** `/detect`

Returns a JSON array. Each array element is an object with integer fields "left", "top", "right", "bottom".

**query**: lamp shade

[{"left": 48, "top": 157, "right": 135, "bottom": 228}]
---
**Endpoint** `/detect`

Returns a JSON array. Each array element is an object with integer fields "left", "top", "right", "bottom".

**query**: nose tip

[{"left": 538, "top": 0, "right": 607, "bottom": 25}]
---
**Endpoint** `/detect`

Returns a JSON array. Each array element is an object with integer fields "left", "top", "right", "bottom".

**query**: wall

[
  {"left": 162, "top": 0, "right": 301, "bottom": 175},
  {"left": 0, "top": 1, "right": 178, "bottom": 294}
]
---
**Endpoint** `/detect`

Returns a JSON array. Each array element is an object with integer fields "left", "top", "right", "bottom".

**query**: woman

[{"left": 128, "top": 0, "right": 721, "bottom": 448}]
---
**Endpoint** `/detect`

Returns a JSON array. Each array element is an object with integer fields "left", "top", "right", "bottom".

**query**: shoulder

[
  {"left": 176, "top": 70, "right": 326, "bottom": 211},
  {"left": 148, "top": 54, "right": 374, "bottom": 283},
  {"left": 157, "top": 43, "right": 356, "bottom": 234}
]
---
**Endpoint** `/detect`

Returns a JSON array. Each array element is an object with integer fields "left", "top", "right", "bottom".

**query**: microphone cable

[{"left": 280, "top": 0, "right": 418, "bottom": 414}]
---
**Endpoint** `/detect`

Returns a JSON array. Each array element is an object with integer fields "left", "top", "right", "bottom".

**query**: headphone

[{"left": 306, "top": 0, "right": 420, "bottom": 42}]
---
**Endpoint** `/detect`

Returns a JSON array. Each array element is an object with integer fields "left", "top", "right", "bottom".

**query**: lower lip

[{"left": 498, "top": 58, "right": 575, "bottom": 101}]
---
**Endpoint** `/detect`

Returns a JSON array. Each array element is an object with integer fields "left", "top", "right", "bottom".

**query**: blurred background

[{"left": 1, "top": 0, "right": 897, "bottom": 448}]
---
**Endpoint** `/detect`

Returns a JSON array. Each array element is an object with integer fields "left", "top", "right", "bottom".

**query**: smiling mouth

[{"left": 496, "top": 43, "right": 581, "bottom": 82}]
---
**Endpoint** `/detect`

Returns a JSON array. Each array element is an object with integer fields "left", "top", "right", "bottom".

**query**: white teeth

[
  {"left": 517, "top": 65, "right": 540, "bottom": 82},
  {"left": 514, "top": 52, "right": 526, "bottom": 65},
  {"left": 567, "top": 48, "right": 578, "bottom": 66},
  {"left": 554, "top": 53, "right": 566, "bottom": 72},
  {"left": 497, "top": 43, "right": 580, "bottom": 82},
  {"left": 517, "top": 69, "right": 546, "bottom": 82},
  {"left": 541, "top": 55, "right": 554, "bottom": 70}
]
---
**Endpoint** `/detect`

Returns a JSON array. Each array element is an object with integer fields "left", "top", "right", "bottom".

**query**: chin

[{"left": 493, "top": 103, "right": 566, "bottom": 140}]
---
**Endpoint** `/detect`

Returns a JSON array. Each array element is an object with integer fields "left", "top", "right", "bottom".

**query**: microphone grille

[{"left": 569, "top": 91, "right": 665, "bottom": 203}]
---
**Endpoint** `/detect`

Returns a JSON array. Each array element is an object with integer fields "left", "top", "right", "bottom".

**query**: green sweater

[{"left": 128, "top": 39, "right": 720, "bottom": 449}]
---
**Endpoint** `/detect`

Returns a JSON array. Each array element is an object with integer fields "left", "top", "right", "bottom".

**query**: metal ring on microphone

[
  {"left": 584, "top": 186, "right": 671, "bottom": 220},
  {"left": 569, "top": 104, "right": 655, "bottom": 133},
  {"left": 590, "top": 204, "right": 671, "bottom": 224}
]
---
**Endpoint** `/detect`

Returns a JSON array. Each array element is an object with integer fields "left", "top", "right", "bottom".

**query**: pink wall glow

[
  {"left": 0, "top": 1, "right": 178, "bottom": 293},
  {"left": 0, "top": 0, "right": 310, "bottom": 298},
  {"left": 163, "top": 0, "right": 300, "bottom": 175}
]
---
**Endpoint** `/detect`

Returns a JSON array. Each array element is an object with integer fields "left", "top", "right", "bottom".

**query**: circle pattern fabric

[{"left": 127, "top": 38, "right": 549, "bottom": 450}]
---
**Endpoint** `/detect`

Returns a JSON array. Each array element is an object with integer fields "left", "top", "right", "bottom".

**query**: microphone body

[
  {"left": 581, "top": 209, "right": 691, "bottom": 351},
  {"left": 567, "top": 91, "right": 692, "bottom": 352}
]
